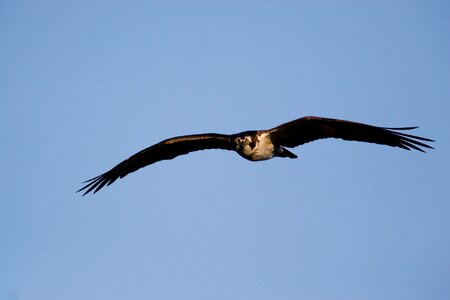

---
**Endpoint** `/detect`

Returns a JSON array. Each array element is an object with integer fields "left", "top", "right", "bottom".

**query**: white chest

[{"left": 248, "top": 132, "right": 275, "bottom": 161}]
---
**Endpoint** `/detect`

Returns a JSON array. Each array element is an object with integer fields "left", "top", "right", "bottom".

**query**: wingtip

[
  {"left": 77, "top": 176, "right": 102, "bottom": 196},
  {"left": 76, "top": 185, "right": 91, "bottom": 197}
]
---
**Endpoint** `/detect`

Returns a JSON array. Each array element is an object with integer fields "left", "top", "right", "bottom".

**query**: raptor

[{"left": 78, "top": 116, "right": 434, "bottom": 195}]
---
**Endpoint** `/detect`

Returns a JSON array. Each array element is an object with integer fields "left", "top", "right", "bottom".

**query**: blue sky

[{"left": 1, "top": 1, "right": 449, "bottom": 299}]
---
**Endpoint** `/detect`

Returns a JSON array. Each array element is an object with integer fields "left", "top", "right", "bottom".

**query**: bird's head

[
  {"left": 235, "top": 136, "right": 250, "bottom": 148},
  {"left": 235, "top": 136, "right": 256, "bottom": 159}
]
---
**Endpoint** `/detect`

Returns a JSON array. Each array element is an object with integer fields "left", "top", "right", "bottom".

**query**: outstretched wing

[
  {"left": 269, "top": 116, "right": 434, "bottom": 151},
  {"left": 78, "top": 133, "right": 234, "bottom": 195}
]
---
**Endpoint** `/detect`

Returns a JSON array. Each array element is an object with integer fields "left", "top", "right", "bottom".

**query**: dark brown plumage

[
  {"left": 269, "top": 116, "right": 433, "bottom": 151},
  {"left": 78, "top": 116, "right": 434, "bottom": 195}
]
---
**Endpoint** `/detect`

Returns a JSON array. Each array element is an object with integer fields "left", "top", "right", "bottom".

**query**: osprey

[{"left": 78, "top": 116, "right": 434, "bottom": 195}]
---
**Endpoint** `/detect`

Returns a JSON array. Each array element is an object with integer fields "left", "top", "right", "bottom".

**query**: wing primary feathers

[
  {"left": 384, "top": 127, "right": 435, "bottom": 152},
  {"left": 77, "top": 175, "right": 104, "bottom": 195},
  {"left": 386, "top": 128, "right": 435, "bottom": 142},
  {"left": 383, "top": 126, "right": 419, "bottom": 130}
]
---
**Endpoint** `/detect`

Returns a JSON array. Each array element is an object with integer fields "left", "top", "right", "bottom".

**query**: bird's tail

[{"left": 276, "top": 146, "right": 298, "bottom": 159}]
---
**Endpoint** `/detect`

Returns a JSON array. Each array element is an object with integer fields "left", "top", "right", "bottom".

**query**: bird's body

[
  {"left": 78, "top": 116, "right": 434, "bottom": 195},
  {"left": 235, "top": 132, "right": 273, "bottom": 160},
  {"left": 234, "top": 131, "right": 297, "bottom": 161}
]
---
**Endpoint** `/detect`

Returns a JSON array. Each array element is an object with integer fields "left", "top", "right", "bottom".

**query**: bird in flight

[{"left": 78, "top": 116, "right": 434, "bottom": 195}]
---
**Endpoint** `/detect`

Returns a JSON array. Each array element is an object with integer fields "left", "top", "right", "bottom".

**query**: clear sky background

[{"left": 1, "top": 1, "right": 449, "bottom": 299}]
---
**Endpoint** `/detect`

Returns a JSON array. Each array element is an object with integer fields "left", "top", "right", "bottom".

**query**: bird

[{"left": 78, "top": 116, "right": 434, "bottom": 195}]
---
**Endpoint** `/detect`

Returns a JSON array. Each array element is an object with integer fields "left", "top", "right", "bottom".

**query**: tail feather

[{"left": 277, "top": 147, "right": 298, "bottom": 159}]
